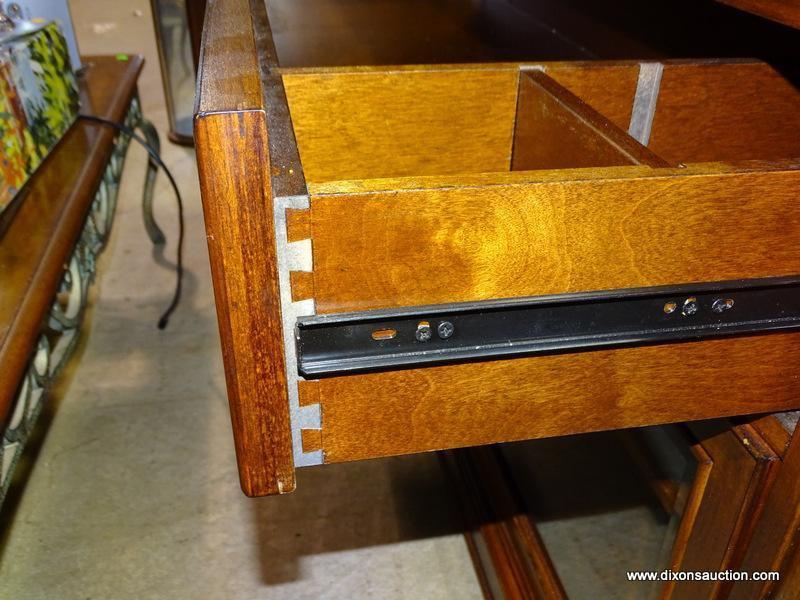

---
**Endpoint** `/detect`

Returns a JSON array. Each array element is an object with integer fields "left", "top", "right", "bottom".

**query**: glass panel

[
  {"left": 151, "top": 0, "right": 194, "bottom": 141},
  {"left": 501, "top": 426, "right": 697, "bottom": 599}
]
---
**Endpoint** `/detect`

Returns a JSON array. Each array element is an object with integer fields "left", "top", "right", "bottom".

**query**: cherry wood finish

[
  {"left": 0, "top": 56, "right": 144, "bottom": 428},
  {"left": 674, "top": 422, "right": 780, "bottom": 598},
  {"left": 194, "top": 0, "right": 295, "bottom": 495},
  {"left": 649, "top": 62, "right": 800, "bottom": 165},
  {"left": 718, "top": 0, "right": 800, "bottom": 29},
  {"left": 459, "top": 419, "right": 784, "bottom": 598},
  {"left": 197, "top": 1, "right": 800, "bottom": 504},
  {"left": 310, "top": 334, "right": 800, "bottom": 464},
  {"left": 745, "top": 413, "right": 794, "bottom": 458},
  {"left": 309, "top": 163, "right": 800, "bottom": 313},
  {"left": 732, "top": 428, "right": 800, "bottom": 598},
  {"left": 630, "top": 416, "right": 797, "bottom": 598},
  {"left": 194, "top": 1, "right": 800, "bottom": 594}
]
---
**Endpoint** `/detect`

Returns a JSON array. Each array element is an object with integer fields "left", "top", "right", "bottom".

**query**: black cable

[{"left": 78, "top": 114, "right": 184, "bottom": 330}]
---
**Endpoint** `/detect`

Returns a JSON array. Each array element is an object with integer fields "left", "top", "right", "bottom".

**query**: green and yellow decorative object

[{"left": 0, "top": 18, "right": 79, "bottom": 212}]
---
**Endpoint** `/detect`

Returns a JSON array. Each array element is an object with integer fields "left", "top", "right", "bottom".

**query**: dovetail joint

[{"left": 274, "top": 195, "right": 322, "bottom": 467}]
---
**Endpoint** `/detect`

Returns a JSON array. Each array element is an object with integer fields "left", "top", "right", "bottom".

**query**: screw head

[
  {"left": 415, "top": 321, "right": 432, "bottom": 342},
  {"left": 437, "top": 321, "right": 454, "bottom": 339},
  {"left": 682, "top": 297, "right": 699, "bottom": 316},
  {"left": 663, "top": 301, "right": 677, "bottom": 314},
  {"left": 712, "top": 298, "right": 734, "bottom": 314}
]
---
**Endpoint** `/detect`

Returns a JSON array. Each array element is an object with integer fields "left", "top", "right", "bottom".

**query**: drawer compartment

[
  {"left": 194, "top": 1, "right": 800, "bottom": 495},
  {"left": 281, "top": 60, "right": 800, "bottom": 464},
  {"left": 283, "top": 61, "right": 800, "bottom": 315},
  {"left": 283, "top": 65, "right": 664, "bottom": 185}
]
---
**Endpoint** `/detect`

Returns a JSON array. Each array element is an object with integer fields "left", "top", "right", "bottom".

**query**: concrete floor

[{"left": 0, "top": 2, "right": 481, "bottom": 598}]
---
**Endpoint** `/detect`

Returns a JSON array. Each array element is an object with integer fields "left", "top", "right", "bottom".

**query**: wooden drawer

[{"left": 195, "top": 0, "right": 800, "bottom": 495}]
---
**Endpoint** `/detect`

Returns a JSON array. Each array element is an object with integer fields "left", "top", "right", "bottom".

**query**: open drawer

[{"left": 195, "top": 0, "right": 800, "bottom": 495}]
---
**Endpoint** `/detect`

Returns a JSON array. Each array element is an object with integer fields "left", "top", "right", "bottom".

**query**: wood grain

[
  {"left": 306, "top": 158, "right": 792, "bottom": 195},
  {"left": 732, "top": 427, "right": 800, "bottom": 598},
  {"left": 544, "top": 63, "right": 640, "bottom": 130},
  {"left": 315, "top": 333, "right": 800, "bottom": 463},
  {"left": 775, "top": 543, "right": 800, "bottom": 598},
  {"left": 440, "top": 446, "right": 568, "bottom": 600},
  {"left": 309, "top": 165, "right": 800, "bottom": 313},
  {"left": 712, "top": 424, "right": 782, "bottom": 598},
  {"left": 0, "top": 56, "right": 143, "bottom": 428},
  {"left": 195, "top": 0, "right": 307, "bottom": 495},
  {"left": 673, "top": 421, "right": 780, "bottom": 599},
  {"left": 290, "top": 271, "right": 314, "bottom": 302},
  {"left": 285, "top": 207, "right": 311, "bottom": 242},
  {"left": 195, "top": 0, "right": 262, "bottom": 113},
  {"left": 745, "top": 413, "right": 793, "bottom": 458},
  {"left": 248, "top": 0, "right": 308, "bottom": 199},
  {"left": 512, "top": 70, "right": 669, "bottom": 170},
  {"left": 650, "top": 62, "right": 800, "bottom": 164},
  {"left": 717, "top": 0, "right": 800, "bottom": 28},
  {"left": 282, "top": 68, "right": 520, "bottom": 183},
  {"left": 301, "top": 429, "right": 322, "bottom": 454},
  {"left": 195, "top": 110, "right": 295, "bottom": 496},
  {"left": 661, "top": 437, "right": 713, "bottom": 599},
  {"left": 298, "top": 379, "right": 320, "bottom": 407}
]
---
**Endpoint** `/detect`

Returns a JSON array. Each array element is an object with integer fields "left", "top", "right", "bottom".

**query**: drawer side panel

[{"left": 283, "top": 69, "right": 520, "bottom": 182}]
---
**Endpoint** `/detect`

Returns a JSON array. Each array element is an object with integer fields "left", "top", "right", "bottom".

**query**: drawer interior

[
  {"left": 282, "top": 68, "right": 522, "bottom": 183},
  {"left": 510, "top": 69, "right": 669, "bottom": 170},
  {"left": 282, "top": 60, "right": 799, "bottom": 186},
  {"left": 282, "top": 66, "right": 666, "bottom": 185},
  {"left": 550, "top": 61, "right": 800, "bottom": 165},
  {"left": 278, "top": 60, "right": 800, "bottom": 465},
  {"left": 649, "top": 62, "right": 800, "bottom": 164}
]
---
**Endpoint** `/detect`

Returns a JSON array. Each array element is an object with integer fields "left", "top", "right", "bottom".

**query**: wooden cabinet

[
  {"left": 443, "top": 415, "right": 795, "bottom": 598},
  {"left": 193, "top": 1, "right": 800, "bottom": 594},
  {"left": 195, "top": 0, "right": 800, "bottom": 498}
]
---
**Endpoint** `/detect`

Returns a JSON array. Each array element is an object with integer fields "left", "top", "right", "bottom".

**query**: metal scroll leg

[{"left": 138, "top": 118, "right": 167, "bottom": 245}]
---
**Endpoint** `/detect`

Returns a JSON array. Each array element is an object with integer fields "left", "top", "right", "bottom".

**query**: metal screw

[
  {"left": 712, "top": 298, "right": 735, "bottom": 314},
  {"left": 682, "top": 297, "right": 699, "bottom": 316},
  {"left": 437, "top": 321, "right": 454, "bottom": 339},
  {"left": 415, "top": 321, "right": 432, "bottom": 342},
  {"left": 663, "top": 301, "right": 677, "bottom": 314}
]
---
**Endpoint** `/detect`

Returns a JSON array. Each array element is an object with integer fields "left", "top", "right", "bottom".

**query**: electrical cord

[{"left": 78, "top": 114, "right": 184, "bottom": 330}]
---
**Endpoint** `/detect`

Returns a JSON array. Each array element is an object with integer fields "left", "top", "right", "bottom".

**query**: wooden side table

[{"left": 0, "top": 55, "right": 161, "bottom": 508}]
